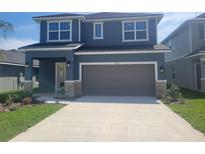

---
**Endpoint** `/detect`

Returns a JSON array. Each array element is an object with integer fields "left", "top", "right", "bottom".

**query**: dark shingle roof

[
  {"left": 76, "top": 44, "right": 169, "bottom": 53},
  {"left": 33, "top": 12, "right": 163, "bottom": 22},
  {"left": 85, "top": 12, "right": 163, "bottom": 20},
  {"left": 19, "top": 42, "right": 83, "bottom": 49},
  {"left": 0, "top": 49, "right": 39, "bottom": 66},
  {"left": 0, "top": 49, "right": 25, "bottom": 65}
]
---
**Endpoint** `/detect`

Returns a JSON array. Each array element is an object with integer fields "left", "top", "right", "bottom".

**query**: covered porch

[{"left": 23, "top": 50, "right": 81, "bottom": 98}]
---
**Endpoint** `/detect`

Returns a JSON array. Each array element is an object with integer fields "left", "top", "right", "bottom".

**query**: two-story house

[
  {"left": 162, "top": 13, "right": 205, "bottom": 92},
  {"left": 20, "top": 12, "right": 170, "bottom": 98}
]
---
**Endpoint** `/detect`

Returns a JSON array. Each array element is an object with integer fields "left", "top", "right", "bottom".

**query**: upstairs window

[
  {"left": 93, "top": 22, "right": 103, "bottom": 39},
  {"left": 199, "top": 24, "right": 205, "bottom": 40},
  {"left": 123, "top": 20, "right": 148, "bottom": 41},
  {"left": 48, "top": 21, "right": 72, "bottom": 41}
]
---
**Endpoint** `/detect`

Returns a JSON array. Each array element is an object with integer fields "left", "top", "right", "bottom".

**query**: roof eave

[
  {"left": 75, "top": 49, "right": 171, "bottom": 55},
  {"left": 33, "top": 16, "right": 86, "bottom": 23},
  {"left": 161, "top": 18, "right": 205, "bottom": 44},
  {"left": 185, "top": 52, "right": 205, "bottom": 59},
  {"left": 161, "top": 20, "right": 191, "bottom": 44},
  {"left": 85, "top": 14, "right": 163, "bottom": 22},
  {"left": 19, "top": 43, "right": 84, "bottom": 51}
]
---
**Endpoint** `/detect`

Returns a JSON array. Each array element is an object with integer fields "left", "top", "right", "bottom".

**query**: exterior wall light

[
  {"left": 67, "top": 61, "right": 70, "bottom": 67},
  {"left": 160, "top": 66, "right": 164, "bottom": 73},
  {"left": 25, "top": 62, "right": 29, "bottom": 68}
]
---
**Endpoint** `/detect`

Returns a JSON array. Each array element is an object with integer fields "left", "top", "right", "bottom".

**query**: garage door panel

[{"left": 82, "top": 64, "right": 155, "bottom": 96}]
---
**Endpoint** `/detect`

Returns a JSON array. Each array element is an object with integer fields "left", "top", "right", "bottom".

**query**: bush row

[{"left": 0, "top": 90, "right": 30, "bottom": 103}]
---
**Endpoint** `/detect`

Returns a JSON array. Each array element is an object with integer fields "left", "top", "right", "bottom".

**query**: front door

[{"left": 55, "top": 62, "right": 66, "bottom": 93}]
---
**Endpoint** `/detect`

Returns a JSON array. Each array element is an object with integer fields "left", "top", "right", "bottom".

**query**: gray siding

[
  {"left": 165, "top": 58, "right": 195, "bottom": 89},
  {"left": 165, "top": 25, "right": 191, "bottom": 62},
  {"left": 191, "top": 22, "right": 205, "bottom": 52},
  {"left": 0, "top": 64, "right": 39, "bottom": 92},
  {"left": 40, "top": 21, "right": 47, "bottom": 43},
  {"left": 40, "top": 19, "right": 80, "bottom": 43},
  {"left": 26, "top": 50, "right": 165, "bottom": 93},
  {"left": 163, "top": 21, "right": 205, "bottom": 91},
  {"left": 40, "top": 18, "right": 158, "bottom": 46},
  {"left": 82, "top": 18, "right": 157, "bottom": 46},
  {"left": 0, "top": 65, "right": 25, "bottom": 91},
  {"left": 26, "top": 50, "right": 74, "bottom": 59},
  {"left": 74, "top": 53, "right": 165, "bottom": 80}
]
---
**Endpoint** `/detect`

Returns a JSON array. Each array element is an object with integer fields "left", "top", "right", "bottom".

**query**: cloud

[
  {"left": 158, "top": 12, "right": 202, "bottom": 42},
  {"left": 0, "top": 37, "right": 37, "bottom": 50}
]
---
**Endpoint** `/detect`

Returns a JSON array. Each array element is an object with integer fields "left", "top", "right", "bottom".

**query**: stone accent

[
  {"left": 200, "top": 78, "right": 205, "bottom": 92},
  {"left": 24, "top": 80, "right": 33, "bottom": 94},
  {"left": 74, "top": 80, "right": 82, "bottom": 96},
  {"left": 155, "top": 80, "right": 167, "bottom": 98},
  {"left": 64, "top": 80, "right": 82, "bottom": 98}
]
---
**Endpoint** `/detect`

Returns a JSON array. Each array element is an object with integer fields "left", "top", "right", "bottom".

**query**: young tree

[{"left": 0, "top": 20, "right": 14, "bottom": 38}]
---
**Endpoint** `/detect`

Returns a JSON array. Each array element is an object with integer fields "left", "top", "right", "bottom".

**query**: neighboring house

[
  {"left": 0, "top": 49, "right": 39, "bottom": 92},
  {"left": 162, "top": 13, "right": 205, "bottom": 92},
  {"left": 20, "top": 12, "right": 170, "bottom": 97}
]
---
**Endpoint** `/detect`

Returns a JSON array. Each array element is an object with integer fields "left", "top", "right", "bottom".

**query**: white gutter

[
  {"left": 85, "top": 15, "right": 162, "bottom": 22},
  {"left": 0, "top": 62, "right": 25, "bottom": 67},
  {"left": 33, "top": 16, "right": 86, "bottom": 23},
  {"left": 75, "top": 50, "right": 171, "bottom": 55},
  {"left": 0, "top": 62, "right": 39, "bottom": 68},
  {"left": 185, "top": 52, "right": 205, "bottom": 59}
]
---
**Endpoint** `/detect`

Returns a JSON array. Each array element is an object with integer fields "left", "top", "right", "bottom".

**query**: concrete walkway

[{"left": 11, "top": 96, "right": 205, "bottom": 142}]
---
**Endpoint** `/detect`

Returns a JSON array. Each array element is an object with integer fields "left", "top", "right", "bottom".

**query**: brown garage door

[{"left": 82, "top": 64, "right": 155, "bottom": 96}]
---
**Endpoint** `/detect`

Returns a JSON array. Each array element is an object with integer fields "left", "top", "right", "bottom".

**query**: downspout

[{"left": 189, "top": 23, "right": 193, "bottom": 53}]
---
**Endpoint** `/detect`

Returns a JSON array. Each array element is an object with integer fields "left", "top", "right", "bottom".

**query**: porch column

[
  {"left": 155, "top": 80, "right": 167, "bottom": 98},
  {"left": 65, "top": 57, "right": 75, "bottom": 97},
  {"left": 24, "top": 58, "right": 33, "bottom": 94}
]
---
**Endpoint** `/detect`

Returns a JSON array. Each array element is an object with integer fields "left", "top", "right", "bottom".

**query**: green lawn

[
  {"left": 0, "top": 104, "right": 65, "bottom": 141},
  {"left": 168, "top": 88, "right": 205, "bottom": 134}
]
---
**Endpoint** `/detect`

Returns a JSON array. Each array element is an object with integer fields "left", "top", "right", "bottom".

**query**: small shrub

[
  {"left": 21, "top": 97, "right": 32, "bottom": 105},
  {"left": 168, "top": 84, "right": 182, "bottom": 101},
  {"left": 8, "top": 104, "right": 16, "bottom": 111},
  {"left": 162, "top": 84, "right": 183, "bottom": 104},
  {"left": 59, "top": 87, "right": 65, "bottom": 95},
  {"left": 5, "top": 94, "right": 14, "bottom": 106},
  {"left": 0, "top": 90, "right": 29, "bottom": 104}
]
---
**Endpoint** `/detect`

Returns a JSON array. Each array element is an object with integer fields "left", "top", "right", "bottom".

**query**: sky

[{"left": 0, "top": 12, "right": 202, "bottom": 50}]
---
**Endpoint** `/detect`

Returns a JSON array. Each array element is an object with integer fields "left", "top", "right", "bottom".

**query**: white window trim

[
  {"left": 78, "top": 19, "right": 81, "bottom": 42},
  {"left": 47, "top": 20, "right": 72, "bottom": 42},
  {"left": 93, "top": 22, "right": 104, "bottom": 39},
  {"left": 79, "top": 61, "right": 161, "bottom": 82},
  {"left": 122, "top": 20, "right": 149, "bottom": 42}
]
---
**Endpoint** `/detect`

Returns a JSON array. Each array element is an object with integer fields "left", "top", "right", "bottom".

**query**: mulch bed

[{"left": 0, "top": 98, "right": 42, "bottom": 113}]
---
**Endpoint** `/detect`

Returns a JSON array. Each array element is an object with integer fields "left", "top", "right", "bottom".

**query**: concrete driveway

[{"left": 11, "top": 96, "right": 205, "bottom": 142}]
